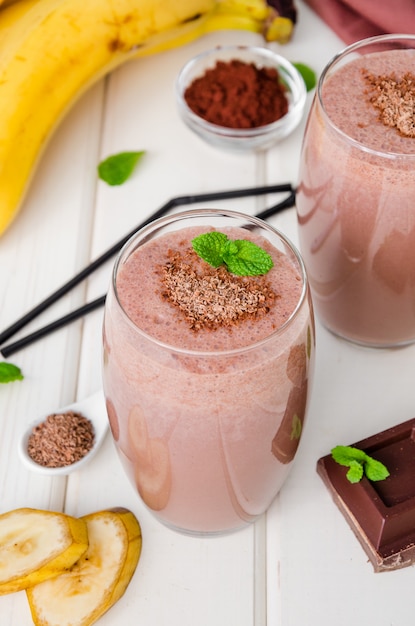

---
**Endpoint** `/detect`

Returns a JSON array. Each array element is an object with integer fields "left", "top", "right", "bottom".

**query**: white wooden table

[{"left": 1, "top": 3, "right": 415, "bottom": 624}]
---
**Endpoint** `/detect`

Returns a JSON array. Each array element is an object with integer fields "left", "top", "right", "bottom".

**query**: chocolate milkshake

[
  {"left": 103, "top": 209, "right": 314, "bottom": 535},
  {"left": 296, "top": 36, "right": 415, "bottom": 347}
]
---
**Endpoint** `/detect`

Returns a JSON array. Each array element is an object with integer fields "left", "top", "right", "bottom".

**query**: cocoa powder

[{"left": 184, "top": 59, "right": 289, "bottom": 129}]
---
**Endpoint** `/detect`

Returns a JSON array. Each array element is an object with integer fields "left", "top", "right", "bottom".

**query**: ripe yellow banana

[{"left": 0, "top": 0, "right": 296, "bottom": 236}]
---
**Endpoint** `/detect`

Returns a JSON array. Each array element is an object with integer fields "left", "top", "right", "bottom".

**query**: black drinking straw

[{"left": 0, "top": 185, "right": 296, "bottom": 358}]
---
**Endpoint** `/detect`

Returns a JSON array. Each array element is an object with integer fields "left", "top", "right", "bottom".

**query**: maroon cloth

[{"left": 303, "top": 0, "right": 415, "bottom": 44}]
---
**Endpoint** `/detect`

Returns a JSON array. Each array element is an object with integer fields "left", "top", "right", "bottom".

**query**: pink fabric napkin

[{"left": 303, "top": 0, "right": 415, "bottom": 44}]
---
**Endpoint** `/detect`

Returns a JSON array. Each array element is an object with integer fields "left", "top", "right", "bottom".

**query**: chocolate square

[{"left": 317, "top": 418, "right": 415, "bottom": 572}]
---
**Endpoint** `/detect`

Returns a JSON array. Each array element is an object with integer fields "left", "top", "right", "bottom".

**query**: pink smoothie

[
  {"left": 296, "top": 48, "right": 415, "bottom": 346},
  {"left": 103, "top": 220, "right": 314, "bottom": 534}
]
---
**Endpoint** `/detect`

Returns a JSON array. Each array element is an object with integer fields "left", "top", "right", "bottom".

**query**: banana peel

[
  {"left": 0, "top": 0, "right": 297, "bottom": 236},
  {"left": 26, "top": 507, "right": 142, "bottom": 626}
]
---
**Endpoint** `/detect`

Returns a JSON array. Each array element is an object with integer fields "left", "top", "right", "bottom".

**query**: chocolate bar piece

[{"left": 317, "top": 418, "right": 415, "bottom": 572}]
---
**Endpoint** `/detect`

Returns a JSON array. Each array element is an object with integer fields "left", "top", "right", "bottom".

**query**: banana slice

[
  {"left": 0, "top": 508, "right": 88, "bottom": 595},
  {"left": 27, "top": 507, "right": 142, "bottom": 626},
  {"left": 128, "top": 405, "right": 172, "bottom": 510}
]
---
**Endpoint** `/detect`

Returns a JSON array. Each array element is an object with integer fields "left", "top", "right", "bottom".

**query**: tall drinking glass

[
  {"left": 296, "top": 34, "right": 415, "bottom": 347},
  {"left": 103, "top": 209, "right": 314, "bottom": 536}
]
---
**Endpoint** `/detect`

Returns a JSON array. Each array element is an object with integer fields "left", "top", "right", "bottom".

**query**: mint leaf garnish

[
  {"left": 223, "top": 239, "right": 274, "bottom": 276},
  {"left": 331, "top": 445, "right": 390, "bottom": 483},
  {"left": 98, "top": 151, "right": 145, "bottom": 186},
  {"left": 0, "top": 362, "right": 23, "bottom": 383},
  {"left": 191, "top": 232, "right": 228, "bottom": 267},
  {"left": 332, "top": 445, "right": 367, "bottom": 465},
  {"left": 346, "top": 459, "right": 364, "bottom": 484},
  {"left": 365, "top": 456, "right": 391, "bottom": 482},
  {"left": 292, "top": 62, "right": 316, "bottom": 92},
  {"left": 191, "top": 232, "right": 273, "bottom": 276}
]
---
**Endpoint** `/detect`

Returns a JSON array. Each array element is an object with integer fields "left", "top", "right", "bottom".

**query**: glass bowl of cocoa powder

[{"left": 176, "top": 45, "right": 306, "bottom": 152}]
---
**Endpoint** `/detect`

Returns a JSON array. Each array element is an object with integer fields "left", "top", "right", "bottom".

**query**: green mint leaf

[
  {"left": 98, "top": 151, "right": 145, "bottom": 186},
  {"left": 331, "top": 445, "right": 367, "bottom": 467},
  {"left": 346, "top": 460, "right": 364, "bottom": 484},
  {"left": 191, "top": 232, "right": 229, "bottom": 267},
  {"left": 292, "top": 62, "right": 316, "bottom": 92},
  {"left": 222, "top": 239, "right": 274, "bottom": 276},
  {"left": 331, "top": 445, "right": 390, "bottom": 483},
  {"left": 0, "top": 361, "right": 24, "bottom": 383},
  {"left": 364, "top": 457, "right": 390, "bottom": 482},
  {"left": 192, "top": 231, "right": 273, "bottom": 276}
]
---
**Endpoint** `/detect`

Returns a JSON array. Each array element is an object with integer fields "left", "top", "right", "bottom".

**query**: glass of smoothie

[
  {"left": 296, "top": 34, "right": 415, "bottom": 347},
  {"left": 103, "top": 209, "right": 314, "bottom": 536}
]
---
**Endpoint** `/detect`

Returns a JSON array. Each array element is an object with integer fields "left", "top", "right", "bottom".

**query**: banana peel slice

[
  {"left": 0, "top": 508, "right": 88, "bottom": 595},
  {"left": 27, "top": 507, "right": 142, "bottom": 626}
]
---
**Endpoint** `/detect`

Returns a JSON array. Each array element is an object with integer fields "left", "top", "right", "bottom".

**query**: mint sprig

[
  {"left": 191, "top": 232, "right": 274, "bottom": 276},
  {"left": 98, "top": 151, "right": 145, "bottom": 186},
  {"left": 292, "top": 62, "right": 316, "bottom": 92},
  {"left": 0, "top": 362, "right": 24, "bottom": 384},
  {"left": 331, "top": 445, "right": 390, "bottom": 484}
]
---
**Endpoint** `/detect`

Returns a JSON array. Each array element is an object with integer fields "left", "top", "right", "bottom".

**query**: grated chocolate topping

[
  {"left": 363, "top": 70, "right": 415, "bottom": 138},
  {"left": 27, "top": 411, "right": 95, "bottom": 468},
  {"left": 160, "top": 249, "right": 277, "bottom": 331}
]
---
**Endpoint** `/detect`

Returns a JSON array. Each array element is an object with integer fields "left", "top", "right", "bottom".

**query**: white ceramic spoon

[{"left": 18, "top": 390, "right": 109, "bottom": 476}]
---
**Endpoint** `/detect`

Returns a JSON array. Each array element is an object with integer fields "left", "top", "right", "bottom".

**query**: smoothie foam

[{"left": 103, "top": 220, "right": 313, "bottom": 534}]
